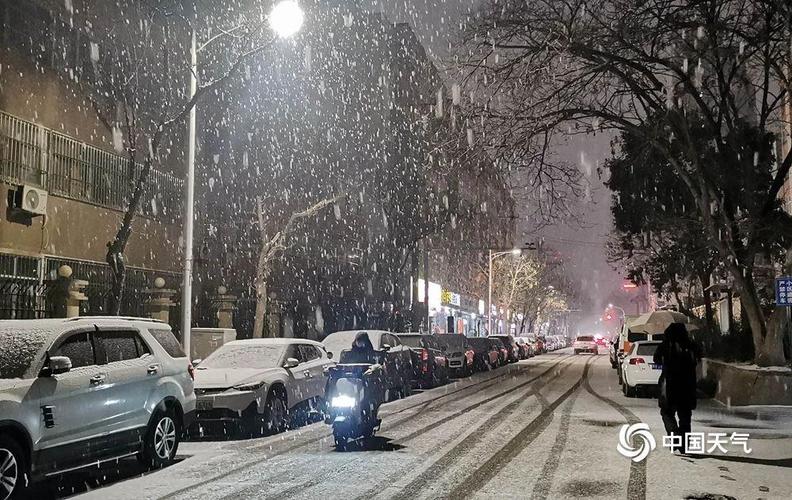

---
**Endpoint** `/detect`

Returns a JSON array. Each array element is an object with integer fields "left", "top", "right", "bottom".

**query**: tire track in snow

[
  {"left": 582, "top": 357, "right": 646, "bottom": 500},
  {"left": 222, "top": 356, "right": 576, "bottom": 500},
  {"left": 529, "top": 391, "right": 579, "bottom": 500},
  {"left": 377, "top": 358, "right": 578, "bottom": 500},
  {"left": 160, "top": 355, "right": 570, "bottom": 500},
  {"left": 443, "top": 355, "right": 596, "bottom": 500}
]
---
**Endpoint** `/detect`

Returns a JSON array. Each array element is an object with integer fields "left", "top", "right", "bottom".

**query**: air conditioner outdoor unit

[{"left": 15, "top": 185, "right": 48, "bottom": 216}]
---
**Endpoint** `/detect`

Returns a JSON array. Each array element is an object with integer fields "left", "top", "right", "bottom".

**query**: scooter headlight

[{"left": 331, "top": 395, "right": 357, "bottom": 408}]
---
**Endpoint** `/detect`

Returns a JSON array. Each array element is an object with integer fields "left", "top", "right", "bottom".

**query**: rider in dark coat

[
  {"left": 334, "top": 332, "right": 385, "bottom": 413},
  {"left": 653, "top": 322, "right": 701, "bottom": 450},
  {"left": 340, "top": 332, "right": 379, "bottom": 364}
]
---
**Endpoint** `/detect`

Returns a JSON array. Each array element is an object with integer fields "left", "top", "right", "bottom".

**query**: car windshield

[
  {"left": 635, "top": 343, "right": 660, "bottom": 356},
  {"left": 576, "top": 336, "right": 594, "bottom": 342},
  {"left": 0, "top": 327, "right": 52, "bottom": 379},
  {"left": 627, "top": 331, "right": 649, "bottom": 342},
  {"left": 398, "top": 336, "right": 423, "bottom": 348},
  {"left": 468, "top": 338, "right": 489, "bottom": 350},
  {"left": 438, "top": 335, "right": 465, "bottom": 349},
  {"left": 200, "top": 344, "right": 284, "bottom": 370}
]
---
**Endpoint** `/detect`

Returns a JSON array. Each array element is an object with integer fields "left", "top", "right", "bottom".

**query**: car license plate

[
  {"left": 651, "top": 363, "right": 661, "bottom": 370},
  {"left": 197, "top": 399, "right": 213, "bottom": 410}
]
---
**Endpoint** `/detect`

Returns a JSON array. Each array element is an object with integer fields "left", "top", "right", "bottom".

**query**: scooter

[{"left": 325, "top": 364, "right": 383, "bottom": 449}]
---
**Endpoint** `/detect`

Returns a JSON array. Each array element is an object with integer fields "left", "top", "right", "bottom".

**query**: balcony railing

[{"left": 0, "top": 110, "right": 182, "bottom": 221}]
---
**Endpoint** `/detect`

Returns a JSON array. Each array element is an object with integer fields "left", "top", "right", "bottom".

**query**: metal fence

[
  {"left": 0, "top": 279, "right": 50, "bottom": 319},
  {"left": 0, "top": 109, "right": 182, "bottom": 221},
  {"left": 0, "top": 252, "right": 181, "bottom": 333}
]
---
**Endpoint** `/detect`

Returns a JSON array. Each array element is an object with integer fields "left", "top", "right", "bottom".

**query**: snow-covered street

[{"left": 31, "top": 351, "right": 791, "bottom": 500}]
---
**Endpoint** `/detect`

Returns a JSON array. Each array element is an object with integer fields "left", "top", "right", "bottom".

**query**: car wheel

[
  {"left": 264, "top": 389, "right": 288, "bottom": 434},
  {"left": 0, "top": 435, "right": 28, "bottom": 500},
  {"left": 574, "top": 350, "right": 579, "bottom": 355},
  {"left": 623, "top": 382, "right": 636, "bottom": 397},
  {"left": 401, "top": 380, "right": 412, "bottom": 398},
  {"left": 139, "top": 407, "right": 180, "bottom": 469}
]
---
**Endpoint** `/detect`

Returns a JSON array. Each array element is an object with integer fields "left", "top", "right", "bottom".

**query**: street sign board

[{"left": 775, "top": 277, "right": 792, "bottom": 306}]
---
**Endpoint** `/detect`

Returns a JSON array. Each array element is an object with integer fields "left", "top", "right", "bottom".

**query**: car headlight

[
  {"left": 331, "top": 395, "right": 357, "bottom": 408},
  {"left": 233, "top": 381, "right": 266, "bottom": 391}
]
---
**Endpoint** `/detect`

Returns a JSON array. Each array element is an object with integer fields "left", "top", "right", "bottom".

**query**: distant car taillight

[
  {"left": 421, "top": 348, "right": 429, "bottom": 361},
  {"left": 421, "top": 348, "right": 429, "bottom": 373},
  {"left": 629, "top": 358, "right": 645, "bottom": 365},
  {"left": 188, "top": 363, "right": 195, "bottom": 380}
]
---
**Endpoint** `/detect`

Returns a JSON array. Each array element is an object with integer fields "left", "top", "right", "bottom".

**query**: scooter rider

[{"left": 337, "top": 332, "right": 385, "bottom": 413}]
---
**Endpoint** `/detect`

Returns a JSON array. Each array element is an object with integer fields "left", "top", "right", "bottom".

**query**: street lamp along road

[
  {"left": 269, "top": 1, "right": 305, "bottom": 38},
  {"left": 487, "top": 248, "right": 522, "bottom": 336},
  {"left": 181, "top": 0, "right": 305, "bottom": 359}
]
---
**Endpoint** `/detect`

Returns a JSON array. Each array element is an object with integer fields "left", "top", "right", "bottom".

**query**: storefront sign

[{"left": 441, "top": 289, "right": 461, "bottom": 307}]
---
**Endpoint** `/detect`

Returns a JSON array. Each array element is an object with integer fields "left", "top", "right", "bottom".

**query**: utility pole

[{"left": 181, "top": 28, "right": 197, "bottom": 358}]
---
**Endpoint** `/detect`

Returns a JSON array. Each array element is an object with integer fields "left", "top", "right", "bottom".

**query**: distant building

[{"left": 0, "top": 0, "right": 183, "bottom": 322}]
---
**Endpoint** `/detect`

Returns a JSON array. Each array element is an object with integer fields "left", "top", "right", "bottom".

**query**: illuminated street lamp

[
  {"left": 181, "top": 0, "right": 305, "bottom": 358},
  {"left": 269, "top": 1, "right": 305, "bottom": 38},
  {"left": 487, "top": 248, "right": 522, "bottom": 335}
]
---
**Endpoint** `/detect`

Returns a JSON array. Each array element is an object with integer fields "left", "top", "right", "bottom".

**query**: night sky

[{"left": 366, "top": 0, "right": 626, "bottom": 326}]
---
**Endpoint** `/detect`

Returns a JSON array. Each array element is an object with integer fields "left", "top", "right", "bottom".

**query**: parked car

[
  {"left": 514, "top": 337, "right": 534, "bottom": 359},
  {"left": 573, "top": 334, "right": 599, "bottom": 355},
  {"left": 620, "top": 341, "right": 662, "bottom": 397},
  {"left": 396, "top": 334, "right": 450, "bottom": 389},
  {"left": 322, "top": 330, "right": 413, "bottom": 399},
  {"left": 545, "top": 337, "right": 558, "bottom": 351},
  {"left": 489, "top": 337, "right": 509, "bottom": 366},
  {"left": 489, "top": 335, "right": 520, "bottom": 363},
  {"left": 609, "top": 336, "right": 620, "bottom": 368},
  {"left": 191, "top": 339, "right": 333, "bottom": 437},
  {"left": 616, "top": 322, "right": 664, "bottom": 385},
  {"left": 436, "top": 334, "right": 475, "bottom": 376},
  {"left": 468, "top": 337, "right": 500, "bottom": 371},
  {"left": 0, "top": 318, "right": 195, "bottom": 498},
  {"left": 536, "top": 335, "right": 547, "bottom": 354},
  {"left": 527, "top": 335, "right": 544, "bottom": 355}
]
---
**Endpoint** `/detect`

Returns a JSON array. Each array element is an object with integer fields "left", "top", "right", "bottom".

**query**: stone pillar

[
  {"left": 213, "top": 286, "right": 237, "bottom": 329},
  {"left": 48, "top": 265, "right": 88, "bottom": 318},
  {"left": 145, "top": 277, "right": 177, "bottom": 324}
]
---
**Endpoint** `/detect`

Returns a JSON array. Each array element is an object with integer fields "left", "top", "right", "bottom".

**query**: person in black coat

[{"left": 653, "top": 322, "right": 701, "bottom": 451}]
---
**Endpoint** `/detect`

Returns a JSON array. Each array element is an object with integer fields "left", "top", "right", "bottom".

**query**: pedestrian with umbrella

[{"left": 653, "top": 322, "right": 702, "bottom": 452}]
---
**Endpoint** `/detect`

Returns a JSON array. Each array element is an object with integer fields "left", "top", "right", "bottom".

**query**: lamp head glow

[
  {"left": 331, "top": 395, "right": 356, "bottom": 408},
  {"left": 511, "top": 248, "right": 522, "bottom": 255},
  {"left": 269, "top": 1, "right": 304, "bottom": 38}
]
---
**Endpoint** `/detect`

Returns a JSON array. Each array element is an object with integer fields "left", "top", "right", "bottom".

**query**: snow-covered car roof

[
  {"left": 322, "top": 330, "right": 389, "bottom": 354},
  {"left": 223, "top": 338, "right": 325, "bottom": 347}
]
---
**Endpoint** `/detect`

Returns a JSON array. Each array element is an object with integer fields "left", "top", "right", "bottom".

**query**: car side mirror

[
  {"left": 327, "top": 351, "right": 333, "bottom": 359},
  {"left": 381, "top": 344, "right": 391, "bottom": 351},
  {"left": 42, "top": 355, "right": 72, "bottom": 376},
  {"left": 284, "top": 357, "right": 300, "bottom": 368}
]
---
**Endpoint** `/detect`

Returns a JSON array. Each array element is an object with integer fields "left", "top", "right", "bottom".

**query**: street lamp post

[
  {"left": 487, "top": 248, "right": 521, "bottom": 335},
  {"left": 607, "top": 303, "right": 626, "bottom": 319},
  {"left": 181, "top": 1, "right": 304, "bottom": 357}
]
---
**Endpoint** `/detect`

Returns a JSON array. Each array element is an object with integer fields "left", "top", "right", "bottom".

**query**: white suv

[{"left": 0, "top": 317, "right": 195, "bottom": 498}]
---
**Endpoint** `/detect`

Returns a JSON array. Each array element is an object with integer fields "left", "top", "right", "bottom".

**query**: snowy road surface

[{"left": 39, "top": 351, "right": 792, "bottom": 499}]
